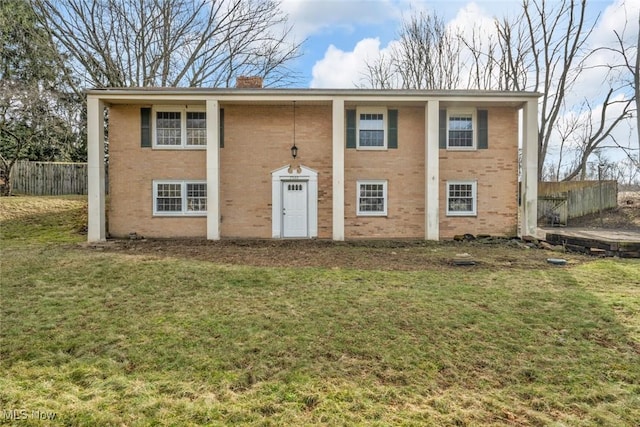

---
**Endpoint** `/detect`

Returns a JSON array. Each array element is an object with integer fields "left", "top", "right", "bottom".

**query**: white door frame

[{"left": 271, "top": 165, "right": 318, "bottom": 238}]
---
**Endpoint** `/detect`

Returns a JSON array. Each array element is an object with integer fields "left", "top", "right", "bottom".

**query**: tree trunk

[
  {"left": 0, "top": 158, "right": 15, "bottom": 196},
  {"left": 635, "top": 11, "right": 640, "bottom": 162}
]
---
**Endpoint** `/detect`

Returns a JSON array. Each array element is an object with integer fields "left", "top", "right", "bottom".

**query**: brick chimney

[{"left": 235, "top": 76, "right": 264, "bottom": 88}]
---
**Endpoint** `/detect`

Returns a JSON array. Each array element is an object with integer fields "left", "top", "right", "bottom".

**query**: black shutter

[
  {"left": 141, "top": 108, "right": 151, "bottom": 147},
  {"left": 219, "top": 108, "right": 224, "bottom": 148},
  {"left": 477, "top": 109, "right": 488, "bottom": 149},
  {"left": 439, "top": 109, "right": 447, "bottom": 149},
  {"left": 346, "top": 109, "right": 356, "bottom": 148},
  {"left": 387, "top": 109, "right": 398, "bottom": 149}
]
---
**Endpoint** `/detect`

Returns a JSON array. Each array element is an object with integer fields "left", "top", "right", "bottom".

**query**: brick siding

[
  {"left": 344, "top": 106, "right": 425, "bottom": 238},
  {"left": 439, "top": 107, "right": 519, "bottom": 238},
  {"left": 108, "top": 103, "right": 519, "bottom": 240},
  {"left": 220, "top": 104, "right": 332, "bottom": 238},
  {"left": 108, "top": 105, "right": 206, "bottom": 238}
]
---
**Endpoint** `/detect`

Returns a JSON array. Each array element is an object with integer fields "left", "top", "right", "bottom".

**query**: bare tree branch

[
  {"left": 361, "top": 11, "right": 461, "bottom": 90},
  {"left": 31, "top": 0, "right": 303, "bottom": 88},
  {"left": 562, "top": 89, "right": 634, "bottom": 181}
]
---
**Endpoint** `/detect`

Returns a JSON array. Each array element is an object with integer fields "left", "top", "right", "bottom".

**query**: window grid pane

[
  {"left": 448, "top": 115, "right": 473, "bottom": 147},
  {"left": 156, "top": 112, "right": 182, "bottom": 146},
  {"left": 186, "top": 183, "right": 207, "bottom": 212},
  {"left": 359, "top": 113, "right": 384, "bottom": 147},
  {"left": 359, "top": 183, "right": 385, "bottom": 213},
  {"left": 448, "top": 183, "right": 474, "bottom": 212},
  {"left": 359, "top": 130, "right": 384, "bottom": 147},
  {"left": 186, "top": 112, "right": 206, "bottom": 146},
  {"left": 156, "top": 183, "right": 182, "bottom": 212}
]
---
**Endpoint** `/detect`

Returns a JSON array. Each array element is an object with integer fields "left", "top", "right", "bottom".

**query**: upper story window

[
  {"left": 186, "top": 112, "right": 206, "bottom": 146},
  {"left": 156, "top": 112, "right": 182, "bottom": 146},
  {"left": 357, "top": 107, "right": 387, "bottom": 149},
  {"left": 154, "top": 107, "right": 206, "bottom": 148},
  {"left": 447, "top": 109, "right": 476, "bottom": 149}
]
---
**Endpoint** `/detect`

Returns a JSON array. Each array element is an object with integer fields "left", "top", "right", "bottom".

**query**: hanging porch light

[{"left": 291, "top": 101, "right": 298, "bottom": 159}]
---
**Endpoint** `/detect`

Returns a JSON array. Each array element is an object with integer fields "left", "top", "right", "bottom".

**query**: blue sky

[{"left": 279, "top": 0, "right": 633, "bottom": 88}]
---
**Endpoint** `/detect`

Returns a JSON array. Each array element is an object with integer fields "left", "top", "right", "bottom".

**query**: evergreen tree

[{"left": 0, "top": 0, "right": 83, "bottom": 195}]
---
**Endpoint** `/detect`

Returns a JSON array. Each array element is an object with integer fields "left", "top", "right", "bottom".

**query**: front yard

[{"left": 1, "top": 196, "right": 639, "bottom": 426}]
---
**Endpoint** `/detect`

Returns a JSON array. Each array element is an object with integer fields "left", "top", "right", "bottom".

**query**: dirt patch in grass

[
  {"left": 88, "top": 238, "right": 590, "bottom": 271},
  {"left": 86, "top": 190, "right": 635, "bottom": 267},
  {"left": 1, "top": 195, "right": 593, "bottom": 270}
]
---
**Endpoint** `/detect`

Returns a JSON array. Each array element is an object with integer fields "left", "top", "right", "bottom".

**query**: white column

[
  {"left": 425, "top": 100, "right": 440, "bottom": 240},
  {"left": 87, "top": 96, "right": 105, "bottom": 242},
  {"left": 521, "top": 99, "right": 539, "bottom": 237},
  {"left": 206, "top": 99, "right": 221, "bottom": 240},
  {"left": 332, "top": 98, "right": 345, "bottom": 241}
]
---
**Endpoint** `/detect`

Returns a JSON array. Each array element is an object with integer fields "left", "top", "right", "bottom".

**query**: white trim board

[{"left": 271, "top": 164, "right": 318, "bottom": 238}]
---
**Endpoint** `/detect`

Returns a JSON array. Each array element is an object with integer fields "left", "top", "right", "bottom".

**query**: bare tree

[
  {"left": 614, "top": 156, "right": 640, "bottom": 187},
  {"left": 363, "top": 11, "right": 461, "bottom": 89},
  {"left": 553, "top": 106, "right": 582, "bottom": 180},
  {"left": 361, "top": 52, "right": 399, "bottom": 89},
  {"left": 395, "top": 12, "right": 462, "bottom": 89},
  {"left": 561, "top": 89, "right": 634, "bottom": 181},
  {"left": 492, "top": 16, "right": 533, "bottom": 91},
  {"left": 515, "top": 0, "right": 597, "bottom": 176},
  {"left": 464, "top": 0, "right": 636, "bottom": 181},
  {"left": 633, "top": 13, "right": 640, "bottom": 161},
  {"left": 31, "top": 0, "right": 303, "bottom": 88},
  {"left": 461, "top": 24, "right": 503, "bottom": 90},
  {"left": 594, "top": 8, "right": 640, "bottom": 162}
]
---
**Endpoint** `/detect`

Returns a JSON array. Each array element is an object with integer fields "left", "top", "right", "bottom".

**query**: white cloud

[
  {"left": 281, "top": 0, "right": 402, "bottom": 41},
  {"left": 592, "top": 0, "right": 640, "bottom": 46},
  {"left": 448, "top": 2, "right": 495, "bottom": 35},
  {"left": 310, "top": 38, "right": 397, "bottom": 88},
  {"left": 308, "top": 0, "right": 508, "bottom": 88}
]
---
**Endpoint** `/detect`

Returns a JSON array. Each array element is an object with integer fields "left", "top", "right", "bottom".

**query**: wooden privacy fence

[
  {"left": 538, "top": 180, "right": 617, "bottom": 226},
  {"left": 10, "top": 161, "right": 109, "bottom": 195}
]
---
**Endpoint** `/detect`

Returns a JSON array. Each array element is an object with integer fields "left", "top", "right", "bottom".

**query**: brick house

[{"left": 86, "top": 85, "right": 540, "bottom": 241}]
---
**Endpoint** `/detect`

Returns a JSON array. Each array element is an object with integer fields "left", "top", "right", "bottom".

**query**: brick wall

[
  {"left": 220, "top": 104, "right": 333, "bottom": 238},
  {"left": 109, "top": 104, "right": 333, "bottom": 239},
  {"left": 439, "top": 107, "right": 519, "bottom": 238},
  {"left": 108, "top": 105, "right": 207, "bottom": 238},
  {"left": 344, "top": 106, "right": 425, "bottom": 238},
  {"left": 107, "top": 102, "right": 520, "bottom": 240}
]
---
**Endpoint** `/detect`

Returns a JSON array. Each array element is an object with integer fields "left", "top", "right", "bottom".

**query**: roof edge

[{"left": 85, "top": 87, "right": 542, "bottom": 98}]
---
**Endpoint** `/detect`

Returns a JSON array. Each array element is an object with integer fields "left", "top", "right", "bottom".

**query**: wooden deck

[{"left": 541, "top": 227, "right": 640, "bottom": 258}]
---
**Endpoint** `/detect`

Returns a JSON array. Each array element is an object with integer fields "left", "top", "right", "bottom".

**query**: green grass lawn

[{"left": 1, "top": 196, "right": 639, "bottom": 426}]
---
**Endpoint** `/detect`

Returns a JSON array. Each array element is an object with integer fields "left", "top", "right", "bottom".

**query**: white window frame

[
  {"left": 446, "top": 180, "right": 477, "bottom": 216},
  {"left": 356, "top": 179, "right": 388, "bottom": 216},
  {"left": 446, "top": 108, "right": 477, "bottom": 150},
  {"left": 153, "top": 180, "right": 207, "bottom": 216},
  {"left": 356, "top": 107, "right": 387, "bottom": 150},
  {"left": 152, "top": 105, "right": 206, "bottom": 149}
]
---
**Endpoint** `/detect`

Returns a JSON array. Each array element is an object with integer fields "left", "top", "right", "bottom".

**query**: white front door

[{"left": 282, "top": 181, "right": 308, "bottom": 238}]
